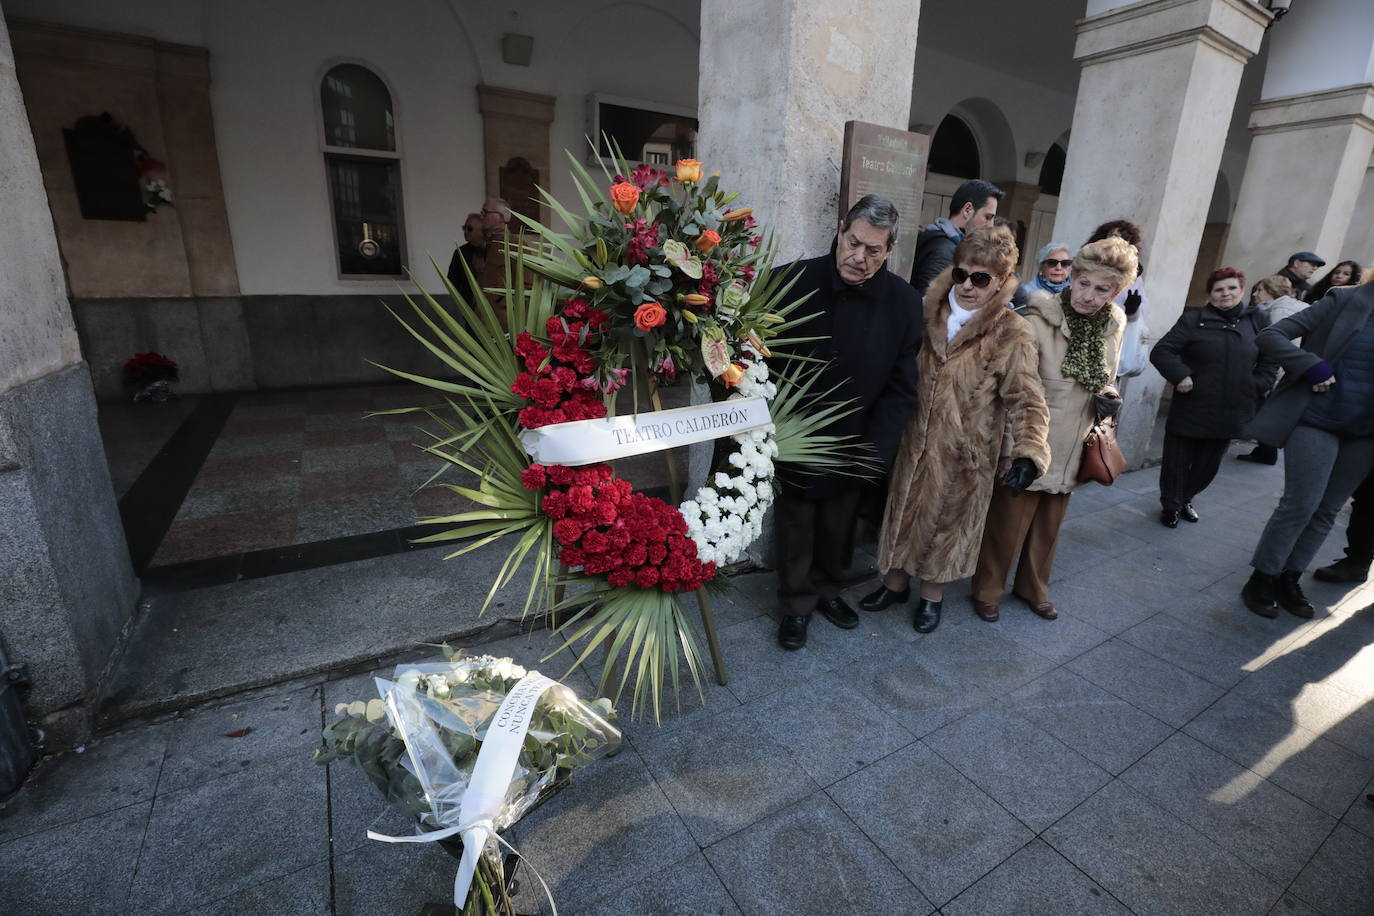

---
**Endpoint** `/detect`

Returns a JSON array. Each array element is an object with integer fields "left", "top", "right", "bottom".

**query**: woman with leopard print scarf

[{"left": 969, "top": 237, "right": 1137, "bottom": 623}]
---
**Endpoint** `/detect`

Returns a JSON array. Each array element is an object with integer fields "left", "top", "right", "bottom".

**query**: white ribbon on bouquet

[
  {"left": 367, "top": 672, "right": 561, "bottom": 913},
  {"left": 518, "top": 395, "right": 771, "bottom": 466}
]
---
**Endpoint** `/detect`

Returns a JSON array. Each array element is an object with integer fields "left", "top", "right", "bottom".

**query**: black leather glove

[
  {"left": 1002, "top": 457, "right": 1040, "bottom": 494},
  {"left": 1122, "top": 290, "right": 1143, "bottom": 317}
]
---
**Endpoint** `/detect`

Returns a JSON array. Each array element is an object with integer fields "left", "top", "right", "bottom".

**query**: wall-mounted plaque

[{"left": 838, "top": 121, "right": 930, "bottom": 282}]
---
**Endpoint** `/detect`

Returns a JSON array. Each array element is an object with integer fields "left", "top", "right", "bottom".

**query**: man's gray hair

[{"left": 840, "top": 194, "right": 899, "bottom": 249}]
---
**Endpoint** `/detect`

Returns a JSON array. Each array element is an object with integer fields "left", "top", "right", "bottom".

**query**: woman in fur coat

[
  {"left": 970, "top": 238, "right": 1136, "bottom": 623},
  {"left": 862, "top": 227, "right": 1052, "bottom": 633}
]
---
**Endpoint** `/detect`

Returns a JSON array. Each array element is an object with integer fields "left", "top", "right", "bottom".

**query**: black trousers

[
  {"left": 774, "top": 487, "right": 862, "bottom": 617},
  {"left": 1159, "top": 434, "right": 1230, "bottom": 512},
  {"left": 1340, "top": 469, "right": 1374, "bottom": 564}
]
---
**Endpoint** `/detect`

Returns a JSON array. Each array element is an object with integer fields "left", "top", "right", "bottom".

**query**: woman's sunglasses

[
  {"left": 951, "top": 268, "right": 995, "bottom": 288},
  {"left": 1042, "top": 259, "right": 1074, "bottom": 269}
]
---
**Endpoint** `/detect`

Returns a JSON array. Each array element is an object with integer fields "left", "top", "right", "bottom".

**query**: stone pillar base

[{"left": 0, "top": 364, "right": 138, "bottom": 748}]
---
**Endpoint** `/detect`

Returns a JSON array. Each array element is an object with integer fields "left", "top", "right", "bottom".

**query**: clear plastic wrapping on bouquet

[{"left": 374, "top": 655, "right": 621, "bottom": 836}]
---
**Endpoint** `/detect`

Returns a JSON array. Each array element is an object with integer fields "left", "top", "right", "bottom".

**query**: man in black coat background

[{"left": 774, "top": 195, "right": 922, "bottom": 650}]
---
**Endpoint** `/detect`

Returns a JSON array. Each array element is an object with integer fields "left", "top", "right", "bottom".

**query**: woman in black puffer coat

[{"left": 1150, "top": 267, "right": 1279, "bottom": 527}]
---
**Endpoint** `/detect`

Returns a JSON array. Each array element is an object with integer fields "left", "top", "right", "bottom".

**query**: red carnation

[
  {"left": 548, "top": 465, "right": 575, "bottom": 486},
  {"left": 521, "top": 464, "right": 547, "bottom": 490},
  {"left": 553, "top": 518, "right": 585, "bottom": 545}
]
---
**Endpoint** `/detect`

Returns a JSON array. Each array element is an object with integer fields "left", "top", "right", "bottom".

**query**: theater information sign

[{"left": 838, "top": 121, "right": 929, "bottom": 281}]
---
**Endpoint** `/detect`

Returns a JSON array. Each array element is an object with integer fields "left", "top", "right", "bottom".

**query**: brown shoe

[
  {"left": 972, "top": 599, "right": 1000, "bottom": 622},
  {"left": 1029, "top": 601, "right": 1059, "bottom": 620}
]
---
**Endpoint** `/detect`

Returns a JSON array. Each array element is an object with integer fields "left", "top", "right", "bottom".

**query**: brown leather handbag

[{"left": 1078, "top": 416, "right": 1128, "bottom": 486}]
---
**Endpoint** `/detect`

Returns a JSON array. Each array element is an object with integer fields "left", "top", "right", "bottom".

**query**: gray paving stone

[
  {"left": 298, "top": 441, "right": 396, "bottom": 473},
  {"left": 1287, "top": 824, "right": 1374, "bottom": 916},
  {"left": 635, "top": 707, "right": 817, "bottom": 847},
  {"left": 1004, "top": 668, "right": 1174, "bottom": 774},
  {"left": 509, "top": 746, "right": 699, "bottom": 913},
  {"left": 295, "top": 490, "right": 418, "bottom": 542},
  {"left": 1067, "top": 637, "right": 1224, "bottom": 727},
  {"left": 127, "top": 753, "right": 329, "bottom": 914},
  {"left": 327, "top": 754, "right": 418, "bottom": 856},
  {"left": 709, "top": 614, "right": 839, "bottom": 702},
  {"left": 1342, "top": 776, "right": 1374, "bottom": 840},
  {"left": 827, "top": 741, "right": 1032, "bottom": 906},
  {"left": 1168, "top": 588, "right": 1316, "bottom": 662},
  {"left": 159, "top": 682, "right": 322, "bottom": 792},
  {"left": 0, "top": 801, "right": 150, "bottom": 913},
  {"left": 1041, "top": 558, "right": 1192, "bottom": 635},
  {"left": 0, "top": 723, "right": 168, "bottom": 843},
  {"left": 1043, "top": 780, "right": 1282, "bottom": 916},
  {"left": 1267, "top": 893, "right": 1322, "bottom": 916},
  {"left": 926, "top": 707, "right": 1112, "bottom": 833},
  {"left": 1120, "top": 732, "right": 1335, "bottom": 884},
  {"left": 175, "top": 475, "right": 303, "bottom": 521},
  {"left": 704, "top": 794, "right": 931, "bottom": 916},
  {"left": 962, "top": 602, "right": 1112, "bottom": 664},
  {"left": 842, "top": 640, "right": 987, "bottom": 738},
  {"left": 204, "top": 431, "right": 305, "bottom": 460},
  {"left": 333, "top": 835, "right": 458, "bottom": 915},
  {"left": 941, "top": 838, "right": 1129, "bottom": 916},
  {"left": 584, "top": 851, "right": 742, "bottom": 915},
  {"left": 738, "top": 678, "right": 916, "bottom": 787},
  {"left": 1184, "top": 689, "right": 1374, "bottom": 817},
  {"left": 189, "top": 860, "right": 331, "bottom": 915},
  {"left": 911, "top": 617, "right": 1059, "bottom": 694},
  {"left": 1118, "top": 611, "right": 1259, "bottom": 688}
]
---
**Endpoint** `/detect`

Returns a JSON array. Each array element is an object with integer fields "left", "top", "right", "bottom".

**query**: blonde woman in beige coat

[
  {"left": 863, "top": 227, "right": 1051, "bottom": 634},
  {"left": 970, "top": 237, "right": 1138, "bottom": 621}
]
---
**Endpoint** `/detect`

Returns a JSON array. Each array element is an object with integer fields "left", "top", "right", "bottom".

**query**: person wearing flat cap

[{"left": 1266, "top": 251, "right": 1326, "bottom": 302}]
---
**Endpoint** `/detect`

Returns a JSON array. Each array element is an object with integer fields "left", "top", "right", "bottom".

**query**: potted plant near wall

[{"left": 123, "top": 352, "right": 179, "bottom": 403}]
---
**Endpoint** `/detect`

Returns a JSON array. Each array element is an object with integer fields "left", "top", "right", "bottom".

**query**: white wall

[
  {"left": 1260, "top": 0, "right": 1374, "bottom": 100},
  {"left": 3, "top": 0, "right": 699, "bottom": 296}
]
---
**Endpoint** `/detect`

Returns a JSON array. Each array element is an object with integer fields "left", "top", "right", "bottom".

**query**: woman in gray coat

[{"left": 1241, "top": 280, "right": 1374, "bottom": 619}]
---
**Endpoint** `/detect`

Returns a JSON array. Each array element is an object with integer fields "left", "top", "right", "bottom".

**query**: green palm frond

[{"left": 545, "top": 584, "right": 707, "bottom": 723}]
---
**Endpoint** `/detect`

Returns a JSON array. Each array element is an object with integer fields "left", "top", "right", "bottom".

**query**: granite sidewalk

[{"left": 2, "top": 448, "right": 1373, "bottom": 915}]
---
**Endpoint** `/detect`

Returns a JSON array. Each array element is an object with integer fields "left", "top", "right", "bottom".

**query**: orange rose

[
  {"left": 695, "top": 230, "right": 721, "bottom": 254},
  {"left": 610, "top": 182, "right": 640, "bottom": 214},
  {"left": 682, "top": 293, "right": 709, "bottom": 306},
  {"left": 633, "top": 302, "right": 667, "bottom": 331},
  {"left": 720, "top": 363, "right": 746, "bottom": 388},
  {"left": 675, "top": 158, "right": 703, "bottom": 183}
]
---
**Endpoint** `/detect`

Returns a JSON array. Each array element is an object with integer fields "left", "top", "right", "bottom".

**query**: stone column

[
  {"left": 697, "top": 0, "right": 921, "bottom": 262},
  {"left": 1221, "top": 86, "right": 1374, "bottom": 284},
  {"left": 1052, "top": 0, "right": 1270, "bottom": 466},
  {"left": 0, "top": 11, "right": 138, "bottom": 747},
  {"left": 1343, "top": 154, "right": 1374, "bottom": 267}
]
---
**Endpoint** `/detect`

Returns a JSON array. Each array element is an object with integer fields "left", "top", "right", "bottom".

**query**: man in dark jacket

[
  {"left": 908, "top": 179, "right": 1004, "bottom": 298},
  {"left": 774, "top": 195, "right": 922, "bottom": 650},
  {"left": 1266, "top": 251, "right": 1325, "bottom": 302}
]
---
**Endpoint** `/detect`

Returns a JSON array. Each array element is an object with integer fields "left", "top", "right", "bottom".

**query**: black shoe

[
  {"left": 1180, "top": 504, "right": 1199, "bottom": 523},
  {"left": 1276, "top": 570, "right": 1315, "bottom": 618},
  {"left": 1160, "top": 510, "right": 1180, "bottom": 528},
  {"left": 1237, "top": 446, "right": 1278, "bottom": 465},
  {"left": 816, "top": 597, "right": 860, "bottom": 629},
  {"left": 778, "top": 615, "right": 809, "bottom": 650},
  {"left": 860, "top": 585, "right": 910, "bottom": 612},
  {"left": 913, "top": 599, "right": 942, "bottom": 633},
  {"left": 1241, "top": 571, "right": 1280, "bottom": 619},
  {"left": 1313, "top": 557, "right": 1371, "bottom": 583}
]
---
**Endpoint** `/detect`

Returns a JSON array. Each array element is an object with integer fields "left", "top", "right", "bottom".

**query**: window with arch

[
  {"left": 928, "top": 114, "right": 980, "bottom": 179},
  {"left": 1039, "top": 142, "right": 1066, "bottom": 197},
  {"left": 320, "top": 63, "right": 405, "bottom": 277}
]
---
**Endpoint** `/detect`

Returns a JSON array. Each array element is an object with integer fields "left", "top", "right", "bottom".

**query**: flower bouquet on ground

[
  {"left": 316, "top": 649, "right": 620, "bottom": 915},
  {"left": 123, "top": 351, "right": 179, "bottom": 403}
]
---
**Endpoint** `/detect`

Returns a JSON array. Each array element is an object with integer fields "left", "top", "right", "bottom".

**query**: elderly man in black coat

[{"left": 774, "top": 195, "right": 922, "bottom": 650}]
